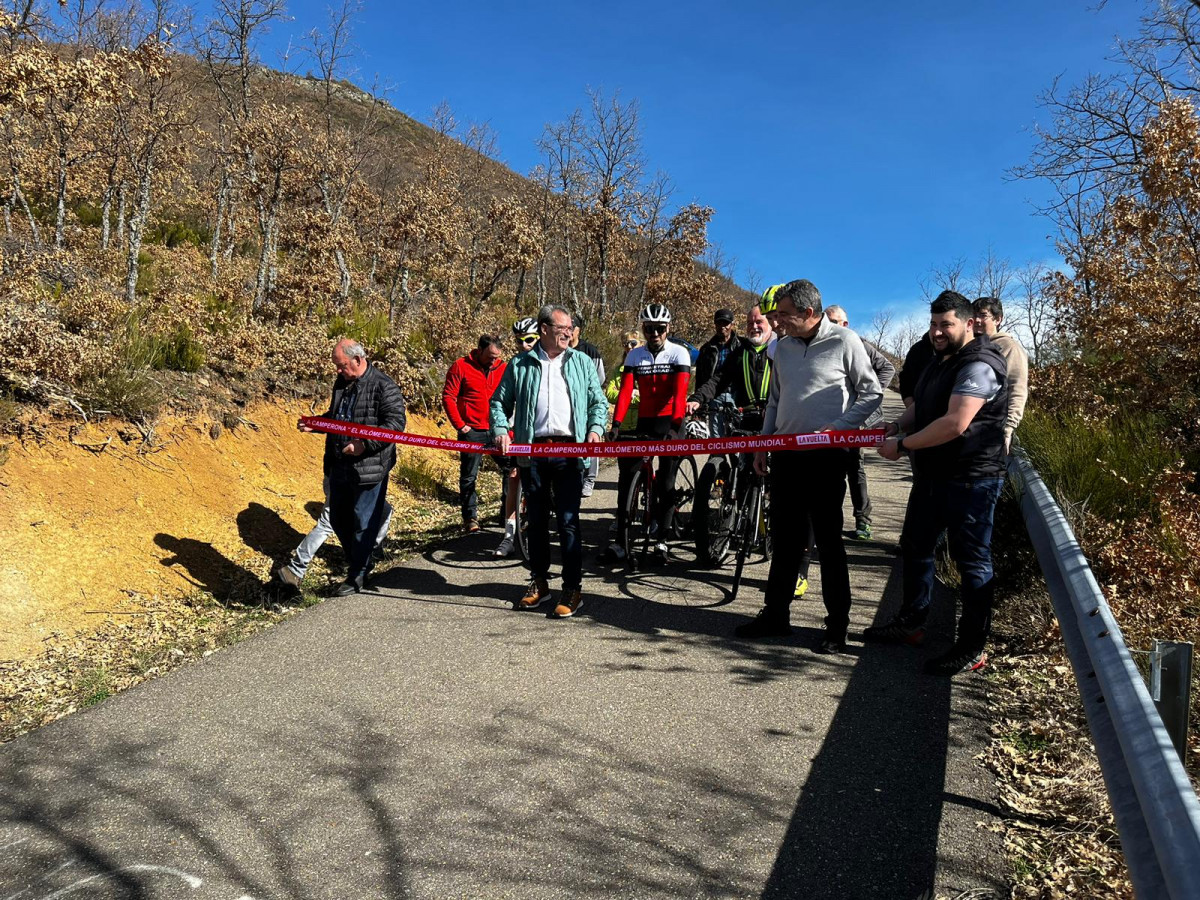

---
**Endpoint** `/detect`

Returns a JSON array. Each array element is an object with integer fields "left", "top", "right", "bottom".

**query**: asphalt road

[{"left": 1, "top": 395, "right": 1008, "bottom": 900}]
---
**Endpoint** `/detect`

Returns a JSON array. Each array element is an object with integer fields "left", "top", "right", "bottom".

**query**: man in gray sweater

[{"left": 736, "top": 280, "right": 883, "bottom": 653}]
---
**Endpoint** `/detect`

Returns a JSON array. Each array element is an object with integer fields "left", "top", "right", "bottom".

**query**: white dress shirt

[{"left": 533, "top": 345, "right": 573, "bottom": 438}]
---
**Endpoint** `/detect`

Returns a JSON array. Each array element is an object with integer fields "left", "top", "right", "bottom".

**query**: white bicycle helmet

[
  {"left": 638, "top": 303, "right": 671, "bottom": 324},
  {"left": 512, "top": 317, "right": 538, "bottom": 337},
  {"left": 685, "top": 419, "right": 710, "bottom": 439}
]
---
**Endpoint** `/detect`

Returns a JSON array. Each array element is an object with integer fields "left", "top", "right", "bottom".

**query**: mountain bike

[
  {"left": 692, "top": 404, "right": 772, "bottom": 601},
  {"left": 621, "top": 447, "right": 698, "bottom": 567}
]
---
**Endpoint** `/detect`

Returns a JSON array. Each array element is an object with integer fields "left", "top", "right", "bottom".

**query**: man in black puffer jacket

[{"left": 301, "top": 338, "right": 407, "bottom": 596}]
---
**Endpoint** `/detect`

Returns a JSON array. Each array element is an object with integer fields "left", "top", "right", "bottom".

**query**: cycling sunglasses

[{"left": 642, "top": 324, "right": 667, "bottom": 335}]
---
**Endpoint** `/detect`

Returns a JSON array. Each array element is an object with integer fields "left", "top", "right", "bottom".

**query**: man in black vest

[{"left": 869, "top": 291, "right": 1008, "bottom": 675}]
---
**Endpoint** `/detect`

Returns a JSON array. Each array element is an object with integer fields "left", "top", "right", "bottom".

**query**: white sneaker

[
  {"left": 581, "top": 478, "right": 595, "bottom": 498},
  {"left": 494, "top": 534, "right": 515, "bottom": 557}
]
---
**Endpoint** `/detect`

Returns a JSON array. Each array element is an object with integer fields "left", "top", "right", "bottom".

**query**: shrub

[
  {"left": 1017, "top": 405, "right": 1178, "bottom": 523},
  {"left": 135, "top": 251, "right": 156, "bottom": 297},
  {"left": 326, "top": 301, "right": 390, "bottom": 350},
  {"left": 147, "top": 219, "right": 211, "bottom": 250},
  {"left": 80, "top": 322, "right": 165, "bottom": 419},
  {"left": 153, "top": 325, "right": 206, "bottom": 373}
]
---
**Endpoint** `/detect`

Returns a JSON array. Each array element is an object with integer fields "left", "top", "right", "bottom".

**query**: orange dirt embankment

[{"left": 0, "top": 403, "right": 455, "bottom": 662}]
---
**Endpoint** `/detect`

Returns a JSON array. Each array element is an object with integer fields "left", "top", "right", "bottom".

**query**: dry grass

[{"left": 987, "top": 492, "right": 1134, "bottom": 899}]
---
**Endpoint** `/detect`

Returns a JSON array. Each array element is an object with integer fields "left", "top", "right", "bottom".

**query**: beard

[
  {"left": 747, "top": 332, "right": 770, "bottom": 347},
  {"left": 936, "top": 332, "right": 968, "bottom": 357}
]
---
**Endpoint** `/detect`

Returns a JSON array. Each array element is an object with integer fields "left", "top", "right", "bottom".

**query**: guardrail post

[{"left": 1150, "top": 641, "right": 1193, "bottom": 763}]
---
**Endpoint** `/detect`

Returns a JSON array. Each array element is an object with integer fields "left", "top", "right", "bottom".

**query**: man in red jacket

[{"left": 442, "top": 334, "right": 510, "bottom": 534}]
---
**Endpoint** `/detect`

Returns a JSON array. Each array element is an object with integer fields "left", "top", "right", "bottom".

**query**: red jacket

[{"left": 442, "top": 350, "right": 507, "bottom": 432}]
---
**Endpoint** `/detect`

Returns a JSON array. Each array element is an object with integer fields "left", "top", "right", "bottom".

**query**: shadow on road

[{"left": 759, "top": 564, "right": 1005, "bottom": 900}]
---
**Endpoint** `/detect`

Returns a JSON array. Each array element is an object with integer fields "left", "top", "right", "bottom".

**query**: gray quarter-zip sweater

[{"left": 762, "top": 316, "right": 883, "bottom": 436}]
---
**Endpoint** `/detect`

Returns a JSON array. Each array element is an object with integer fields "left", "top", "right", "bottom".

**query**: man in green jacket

[{"left": 492, "top": 304, "right": 609, "bottom": 618}]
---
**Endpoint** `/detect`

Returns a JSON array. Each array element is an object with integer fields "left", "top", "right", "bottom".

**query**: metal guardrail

[{"left": 1007, "top": 452, "right": 1200, "bottom": 899}]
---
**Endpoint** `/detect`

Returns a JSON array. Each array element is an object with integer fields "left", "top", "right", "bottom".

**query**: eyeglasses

[
  {"left": 549, "top": 324, "right": 573, "bottom": 334},
  {"left": 521, "top": 336, "right": 538, "bottom": 345},
  {"left": 643, "top": 324, "right": 667, "bottom": 335},
  {"left": 624, "top": 341, "right": 639, "bottom": 349}
]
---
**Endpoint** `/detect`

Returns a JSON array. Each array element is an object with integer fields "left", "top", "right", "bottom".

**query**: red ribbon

[{"left": 301, "top": 416, "right": 885, "bottom": 457}]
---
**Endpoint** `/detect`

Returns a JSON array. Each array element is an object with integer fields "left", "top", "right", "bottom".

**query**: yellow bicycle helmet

[{"left": 760, "top": 284, "right": 786, "bottom": 314}]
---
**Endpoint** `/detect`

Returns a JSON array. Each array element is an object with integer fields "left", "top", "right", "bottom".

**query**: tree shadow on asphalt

[{"left": 0, "top": 719, "right": 414, "bottom": 900}]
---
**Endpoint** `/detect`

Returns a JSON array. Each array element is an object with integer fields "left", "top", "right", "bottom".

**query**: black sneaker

[
  {"left": 332, "top": 579, "right": 361, "bottom": 597},
  {"left": 815, "top": 631, "right": 847, "bottom": 655},
  {"left": 601, "top": 544, "right": 628, "bottom": 564},
  {"left": 734, "top": 610, "right": 792, "bottom": 639},
  {"left": 923, "top": 645, "right": 988, "bottom": 676},
  {"left": 862, "top": 616, "right": 926, "bottom": 646}
]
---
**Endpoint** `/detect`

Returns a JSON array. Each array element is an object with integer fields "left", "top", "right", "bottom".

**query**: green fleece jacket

[{"left": 489, "top": 346, "right": 609, "bottom": 469}]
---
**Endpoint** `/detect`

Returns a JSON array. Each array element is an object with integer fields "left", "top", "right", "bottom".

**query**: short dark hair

[
  {"left": 477, "top": 333, "right": 501, "bottom": 350},
  {"left": 571, "top": 311, "right": 586, "bottom": 330},
  {"left": 973, "top": 296, "right": 1003, "bottom": 322},
  {"left": 930, "top": 290, "right": 973, "bottom": 320},
  {"left": 776, "top": 279, "right": 822, "bottom": 316}
]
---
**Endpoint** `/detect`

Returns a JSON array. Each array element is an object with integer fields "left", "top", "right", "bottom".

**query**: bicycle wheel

[
  {"left": 730, "top": 480, "right": 761, "bottom": 603},
  {"left": 669, "top": 455, "right": 699, "bottom": 540},
  {"left": 693, "top": 458, "right": 735, "bottom": 567},
  {"left": 622, "top": 466, "right": 653, "bottom": 566},
  {"left": 514, "top": 478, "right": 531, "bottom": 562}
]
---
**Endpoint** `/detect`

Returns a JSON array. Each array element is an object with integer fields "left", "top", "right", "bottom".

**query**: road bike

[
  {"left": 692, "top": 405, "right": 773, "bottom": 602},
  {"left": 620, "top": 443, "right": 698, "bottom": 567}
]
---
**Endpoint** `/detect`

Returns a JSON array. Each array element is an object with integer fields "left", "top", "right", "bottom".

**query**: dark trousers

[
  {"left": 615, "top": 420, "right": 681, "bottom": 542},
  {"left": 328, "top": 477, "right": 390, "bottom": 584},
  {"left": 794, "top": 448, "right": 872, "bottom": 578},
  {"left": 763, "top": 449, "right": 853, "bottom": 637},
  {"left": 846, "top": 447, "right": 872, "bottom": 525},
  {"left": 458, "top": 430, "right": 510, "bottom": 521},
  {"left": 898, "top": 476, "right": 1005, "bottom": 647},
  {"left": 520, "top": 457, "right": 585, "bottom": 591}
]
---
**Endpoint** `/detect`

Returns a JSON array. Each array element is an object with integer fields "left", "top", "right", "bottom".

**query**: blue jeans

[
  {"left": 520, "top": 457, "right": 585, "bottom": 591},
  {"left": 328, "top": 477, "right": 390, "bottom": 585},
  {"left": 898, "top": 476, "right": 1005, "bottom": 645}
]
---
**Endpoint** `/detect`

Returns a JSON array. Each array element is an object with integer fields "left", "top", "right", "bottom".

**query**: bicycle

[
  {"left": 692, "top": 404, "right": 772, "bottom": 602},
  {"left": 620, "top": 440, "right": 698, "bottom": 568},
  {"left": 512, "top": 475, "right": 531, "bottom": 562}
]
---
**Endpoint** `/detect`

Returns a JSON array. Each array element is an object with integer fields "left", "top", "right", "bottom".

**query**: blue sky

[{"left": 249, "top": 0, "right": 1144, "bottom": 327}]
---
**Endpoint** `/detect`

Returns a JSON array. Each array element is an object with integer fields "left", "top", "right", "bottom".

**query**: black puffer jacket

[{"left": 323, "top": 364, "right": 408, "bottom": 486}]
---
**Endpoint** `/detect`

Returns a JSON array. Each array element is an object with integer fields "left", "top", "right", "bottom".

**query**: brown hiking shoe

[
  {"left": 552, "top": 589, "right": 583, "bottom": 619},
  {"left": 465, "top": 518, "right": 481, "bottom": 534},
  {"left": 517, "top": 577, "right": 551, "bottom": 610}
]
